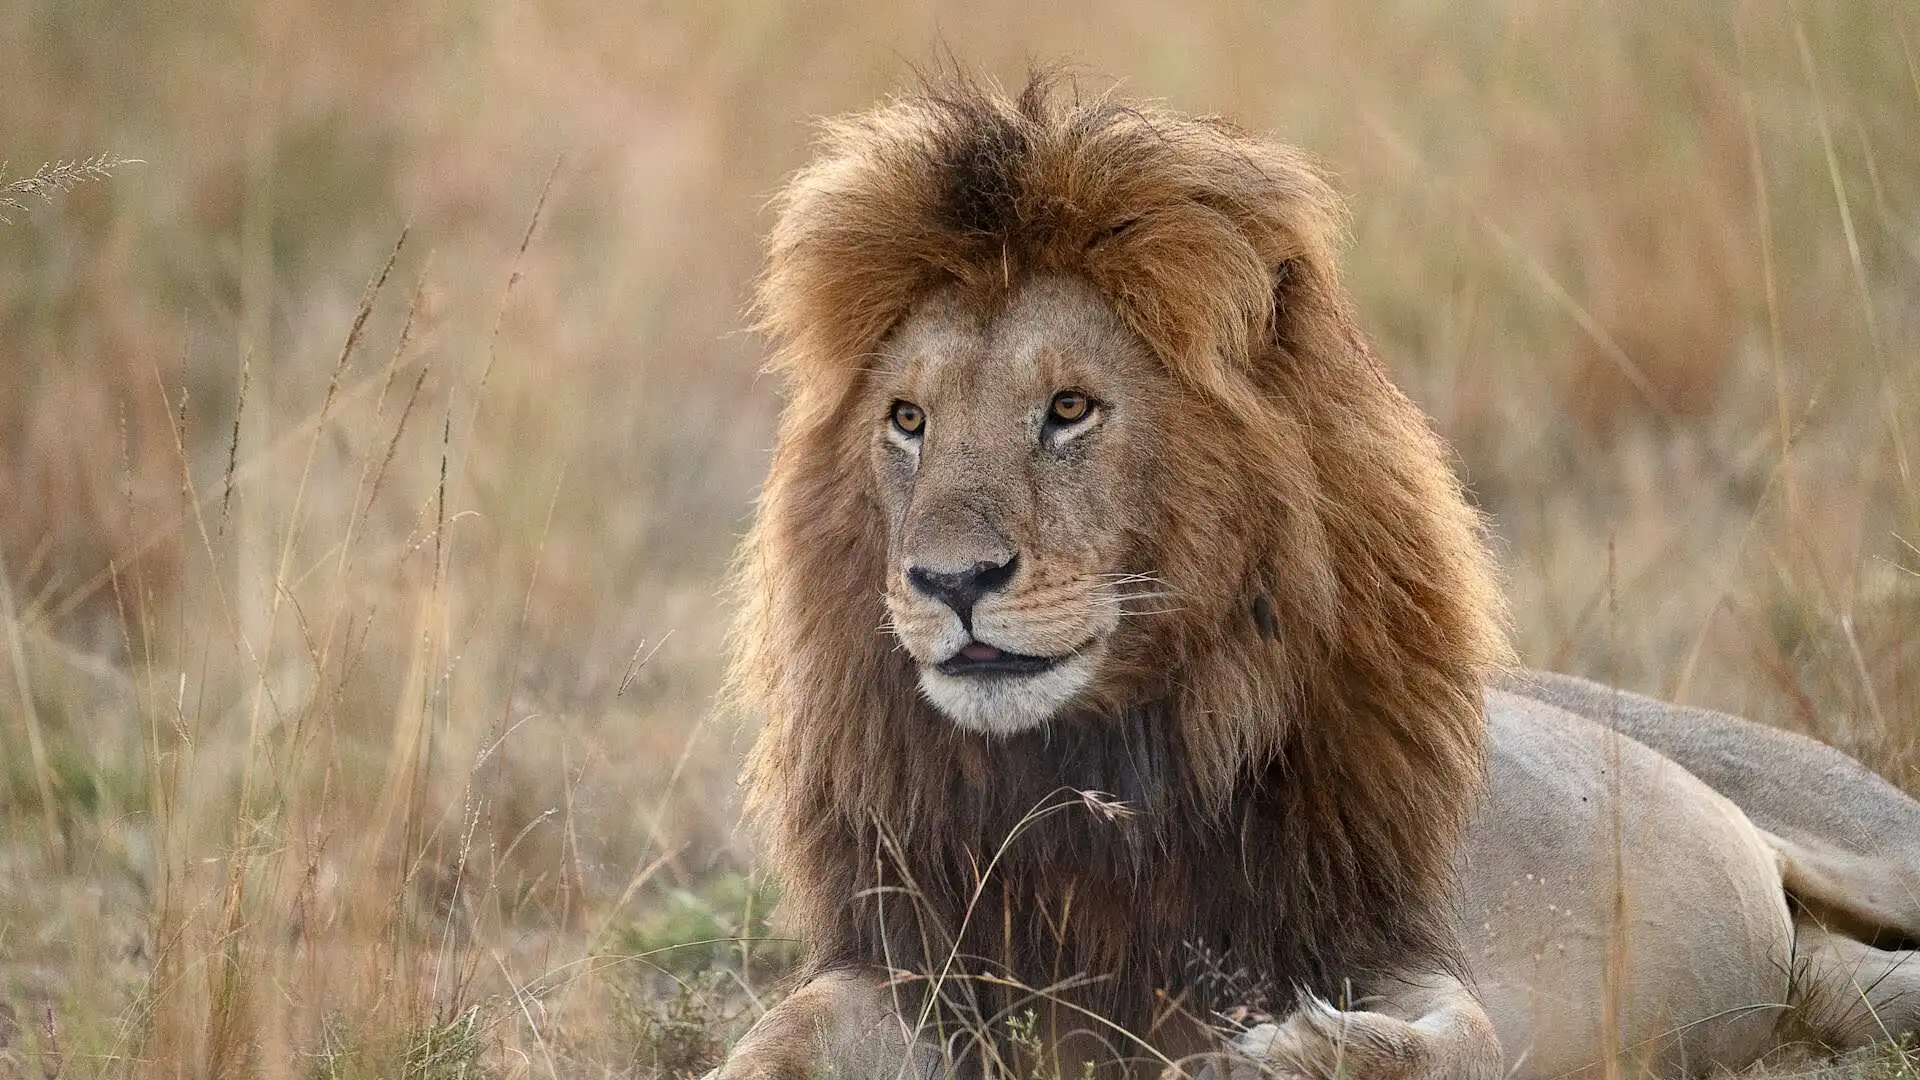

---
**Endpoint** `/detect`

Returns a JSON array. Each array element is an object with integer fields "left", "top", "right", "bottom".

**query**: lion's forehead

[{"left": 882, "top": 274, "right": 1142, "bottom": 399}]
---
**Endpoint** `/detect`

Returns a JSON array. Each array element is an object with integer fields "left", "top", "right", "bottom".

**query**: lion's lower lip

[{"left": 935, "top": 644, "right": 1070, "bottom": 678}]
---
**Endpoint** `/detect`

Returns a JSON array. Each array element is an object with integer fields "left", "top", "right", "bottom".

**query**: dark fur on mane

[{"left": 733, "top": 72, "right": 1510, "bottom": 1068}]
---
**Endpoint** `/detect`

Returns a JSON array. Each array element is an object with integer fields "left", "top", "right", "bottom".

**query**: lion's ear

[{"left": 1264, "top": 253, "right": 1352, "bottom": 368}]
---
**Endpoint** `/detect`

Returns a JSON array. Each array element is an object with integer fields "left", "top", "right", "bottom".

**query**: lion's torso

[{"left": 1465, "top": 686, "right": 1793, "bottom": 1076}]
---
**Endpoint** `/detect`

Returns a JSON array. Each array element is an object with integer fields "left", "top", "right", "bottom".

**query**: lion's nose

[{"left": 906, "top": 555, "right": 1018, "bottom": 628}]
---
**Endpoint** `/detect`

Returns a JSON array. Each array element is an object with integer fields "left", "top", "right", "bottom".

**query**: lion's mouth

[{"left": 936, "top": 640, "right": 1079, "bottom": 678}]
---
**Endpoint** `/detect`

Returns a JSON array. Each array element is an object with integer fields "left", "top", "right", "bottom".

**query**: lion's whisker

[
  {"left": 1091, "top": 572, "right": 1170, "bottom": 588},
  {"left": 1086, "top": 591, "right": 1177, "bottom": 609}
]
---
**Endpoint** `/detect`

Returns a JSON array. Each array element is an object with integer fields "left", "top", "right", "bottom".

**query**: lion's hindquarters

[
  {"left": 1509, "top": 669, "right": 1920, "bottom": 946},
  {"left": 1767, "top": 830, "right": 1920, "bottom": 951},
  {"left": 1464, "top": 696, "right": 1796, "bottom": 1078}
]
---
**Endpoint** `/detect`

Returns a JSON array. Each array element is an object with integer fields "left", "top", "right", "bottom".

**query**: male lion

[{"left": 714, "top": 75, "right": 1920, "bottom": 1079}]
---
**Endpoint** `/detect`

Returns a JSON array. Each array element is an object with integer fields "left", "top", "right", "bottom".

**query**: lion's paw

[{"left": 1222, "top": 996, "right": 1435, "bottom": 1080}]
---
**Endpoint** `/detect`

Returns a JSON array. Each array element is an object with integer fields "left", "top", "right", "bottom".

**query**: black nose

[{"left": 907, "top": 555, "right": 1018, "bottom": 627}]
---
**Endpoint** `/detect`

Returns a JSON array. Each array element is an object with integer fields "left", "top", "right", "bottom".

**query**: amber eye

[
  {"left": 890, "top": 400, "right": 925, "bottom": 436},
  {"left": 1048, "top": 391, "right": 1091, "bottom": 424}
]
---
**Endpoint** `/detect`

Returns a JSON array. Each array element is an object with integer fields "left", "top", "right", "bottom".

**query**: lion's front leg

[
  {"left": 1217, "top": 974, "right": 1500, "bottom": 1080},
  {"left": 709, "top": 968, "right": 944, "bottom": 1080}
]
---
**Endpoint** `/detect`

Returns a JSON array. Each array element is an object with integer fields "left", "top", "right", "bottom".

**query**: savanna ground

[{"left": 0, "top": 1, "right": 1916, "bottom": 1076}]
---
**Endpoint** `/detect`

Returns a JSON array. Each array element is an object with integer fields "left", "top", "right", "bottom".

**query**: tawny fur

[{"left": 730, "top": 73, "right": 1511, "bottom": 1065}]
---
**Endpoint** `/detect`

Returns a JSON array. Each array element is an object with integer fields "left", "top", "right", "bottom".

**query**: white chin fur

[{"left": 917, "top": 652, "right": 1096, "bottom": 736}]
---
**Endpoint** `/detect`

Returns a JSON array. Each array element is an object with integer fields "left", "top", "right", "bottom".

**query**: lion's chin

[{"left": 917, "top": 650, "right": 1098, "bottom": 736}]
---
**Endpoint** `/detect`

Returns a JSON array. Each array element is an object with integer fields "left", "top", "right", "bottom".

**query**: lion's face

[{"left": 869, "top": 274, "right": 1172, "bottom": 735}]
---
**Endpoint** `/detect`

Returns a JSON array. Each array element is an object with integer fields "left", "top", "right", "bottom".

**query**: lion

[{"left": 712, "top": 74, "right": 1920, "bottom": 1080}]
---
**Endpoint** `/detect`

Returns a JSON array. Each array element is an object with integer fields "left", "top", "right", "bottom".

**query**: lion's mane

[{"left": 732, "top": 73, "right": 1510, "bottom": 1051}]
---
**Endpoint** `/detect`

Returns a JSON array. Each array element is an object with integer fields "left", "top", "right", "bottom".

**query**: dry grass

[
  {"left": 0, "top": 0, "right": 1915, "bottom": 1076},
  {"left": 0, "top": 156, "right": 140, "bottom": 224}
]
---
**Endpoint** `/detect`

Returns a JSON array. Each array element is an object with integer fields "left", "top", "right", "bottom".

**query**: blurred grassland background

[{"left": 0, "top": 0, "right": 1916, "bottom": 1075}]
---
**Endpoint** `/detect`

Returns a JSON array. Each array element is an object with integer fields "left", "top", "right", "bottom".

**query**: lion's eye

[
  {"left": 890, "top": 400, "right": 925, "bottom": 437},
  {"left": 1048, "top": 391, "right": 1091, "bottom": 424}
]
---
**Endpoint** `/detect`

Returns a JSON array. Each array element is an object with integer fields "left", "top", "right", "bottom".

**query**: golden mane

[{"left": 732, "top": 73, "right": 1511, "bottom": 1056}]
